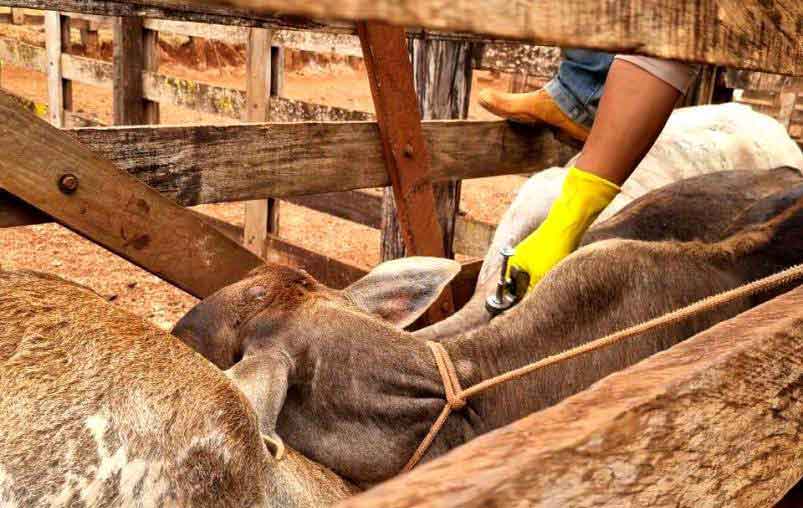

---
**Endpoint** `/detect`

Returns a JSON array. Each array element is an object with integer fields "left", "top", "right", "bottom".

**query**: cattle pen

[{"left": 0, "top": 0, "right": 801, "bottom": 507}]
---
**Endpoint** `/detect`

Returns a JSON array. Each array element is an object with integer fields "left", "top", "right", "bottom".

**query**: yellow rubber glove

[{"left": 510, "top": 166, "right": 620, "bottom": 291}]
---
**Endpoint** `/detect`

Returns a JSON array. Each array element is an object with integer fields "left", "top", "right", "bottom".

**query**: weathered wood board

[
  {"left": 0, "top": 0, "right": 798, "bottom": 75},
  {"left": 340, "top": 284, "right": 803, "bottom": 508},
  {"left": 112, "top": 16, "right": 146, "bottom": 125},
  {"left": 0, "top": 89, "right": 264, "bottom": 298},
  {"left": 0, "top": 36, "right": 371, "bottom": 122},
  {"left": 64, "top": 120, "right": 573, "bottom": 206}
]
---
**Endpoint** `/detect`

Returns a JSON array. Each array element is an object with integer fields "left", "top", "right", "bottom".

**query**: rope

[{"left": 402, "top": 262, "right": 803, "bottom": 472}]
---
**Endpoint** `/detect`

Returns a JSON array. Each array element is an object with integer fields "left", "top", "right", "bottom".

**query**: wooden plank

[
  {"left": 112, "top": 16, "right": 145, "bottom": 125},
  {"left": 243, "top": 27, "right": 277, "bottom": 258},
  {"left": 287, "top": 190, "right": 383, "bottom": 229},
  {"left": 143, "top": 17, "right": 249, "bottom": 43},
  {"left": 5, "top": 0, "right": 800, "bottom": 75},
  {"left": 270, "top": 45, "right": 283, "bottom": 97},
  {"left": 0, "top": 0, "right": 513, "bottom": 44},
  {"left": 65, "top": 110, "right": 106, "bottom": 127},
  {"left": 380, "top": 36, "right": 473, "bottom": 261},
  {"left": 65, "top": 11, "right": 112, "bottom": 26},
  {"left": 0, "top": 37, "right": 372, "bottom": 121},
  {"left": 0, "top": 184, "right": 485, "bottom": 308},
  {"left": 10, "top": 7, "right": 23, "bottom": 24},
  {"left": 143, "top": 26, "right": 160, "bottom": 124},
  {"left": 273, "top": 29, "right": 362, "bottom": 57},
  {"left": 61, "top": 53, "right": 114, "bottom": 88},
  {"left": 341, "top": 284, "right": 803, "bottom": 508},
  {"left": 358, "top": 21, "right": 454, "bottom": 320},
  {"left": 288, "top": 190, "right": 496, "bottom": 257},
  {"left": 44, "top": 11, "right": 69, "bottom": 127},
  {"left": 0, "top": 37, "right": 47, "bottom": 73},
  {"left": 473, "top": 42, "right": 560, "bottom": 77},
  {"left": 142, "top": 70, "right": 371, "bottom": 121},
  {"left": 725, "top": 69, "right": 803, "bottom": 93},
  {"left": 138, "top": 17, "right": 565, "bottom": 78},
  {"left": 778, "top": 91, "right": 797, "bottom": 130},
  {"left": 188, "top": 209, "right": 368, "bottom": 290},
  {"left": 0, "top": 89, "right": 264, "bottom": 298},
  {"left": 65, "top": 120, "right": 574, "bottom": 206},
  {"left": 1, "top": 1, "right": 800, "bottom": 75},
  {"left": 453, "top": 214, "right": 495, "bottom": 258}
]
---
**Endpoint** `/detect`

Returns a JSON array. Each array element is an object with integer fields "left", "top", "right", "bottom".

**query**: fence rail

[{"left": 1, "top": 7, "right": 800, "bottom": 271}]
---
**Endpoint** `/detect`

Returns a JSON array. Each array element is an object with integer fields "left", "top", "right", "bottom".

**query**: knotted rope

[{"left": 402, "top": 262, "right": 803, "bottom": 472}]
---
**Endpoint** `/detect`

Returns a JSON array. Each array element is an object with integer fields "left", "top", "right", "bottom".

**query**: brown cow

[
  {"left": 0, "top": 270, "right": 358, "bottom": 507},
  {"left": 173, "top": 169, "right": 803, "bottom": 487}
]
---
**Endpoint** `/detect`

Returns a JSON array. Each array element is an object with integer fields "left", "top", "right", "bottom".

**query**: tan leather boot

[{"left": 478, "top": 88, "right": 590, "bottom": 142}]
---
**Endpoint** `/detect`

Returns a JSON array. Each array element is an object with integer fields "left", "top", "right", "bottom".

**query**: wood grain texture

[
  {"left": 0, "top": 89, "right": 264, "bottom": 298},
  {"left": 0, "top": 35, "right": 370, "bottom": 122},
  {"left": 143, "top": 26, "right": 160, "bottom": 123},
  {"left": 381, "top": 36, "right": 473, "bottom": 261},
  {"left": 358, "top": 21, "right": 454, "bottom": 319},
  {"left": 0, "top": 0, "right": 543, "bottom": 44},
  {"left": 67, "top": 120, "right": 574, "bottom": 205},
  {"left": 242, "top": 27, "right": 276, "bottom": 258},
  {"left": 44, "top": 11, "right": 67, "bottom": 127},
  {"left": 112, "top": 16, "right": 145, "bottom": 125},
  {"left": 61, "top": 53, "right": 114, "bottom": 88},
  {"left": 289, "top": 190, "right": 495, "bottom": 257},
  {"left": 117, "top": 17, "right": 565, "bottom": 76},
  {"left": 341, "top": 285, "right": 803, "bottom": 508},
  {"left": 1, "top": 0, "right": 798, "bottom": 75}
]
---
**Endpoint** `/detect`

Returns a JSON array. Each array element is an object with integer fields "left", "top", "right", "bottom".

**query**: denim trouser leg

[{"left": 545, "top": 49, "right": 615, "bottom": 129}]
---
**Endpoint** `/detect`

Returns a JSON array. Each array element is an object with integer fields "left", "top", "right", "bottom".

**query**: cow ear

[{"left": 343, "top": 257, "right": 461, "bottom": 328}]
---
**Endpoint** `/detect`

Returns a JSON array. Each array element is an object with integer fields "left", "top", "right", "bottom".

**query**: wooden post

[
  {"left": 777, "top": 88, "right": 797, "bottom": 131},
  {"left": 112, "top": 16, "right": 145, "bottom": 125},
  {"left": 681, "top": 65, "right": 723, "bottom": 107},
  {"left": 270, "top": 45, "right": 284, "bottom": 97},
  {"left": 10, "top": 8, "right": 24, "bottom": 25},
  {"left": 358, "top": 21, "right": 455, "bottom": 321},
  {"left": 45, "top": 11, "right": 72, "bottom": 128},
  {"left": 380, "top": 35, "right": 473, "bottom": 261},
  {"left": 243, "top": 27, "right": 279, "bottom": 258},
  {"left": 143, "top": 27, "right": 160, "bottom": 124}
]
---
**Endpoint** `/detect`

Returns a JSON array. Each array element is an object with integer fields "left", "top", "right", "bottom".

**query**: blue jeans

[{"left": 545, "top": 49, "right": 614, "bottom": 129}]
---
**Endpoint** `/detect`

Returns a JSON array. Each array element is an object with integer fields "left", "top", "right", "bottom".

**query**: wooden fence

[
  {"left": 0, "top": 8, "right": 558, "bottom": 263},
  {"left": 1, "top": 1, "right": 802, "bottom": 506},
  {"left": 0, "top": 7, "right": 800, "bottom": 284}
]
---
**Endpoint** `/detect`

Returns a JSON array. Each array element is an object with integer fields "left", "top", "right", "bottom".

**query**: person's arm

[{"left": 510, "top": 57, "right": 695, "bottom": 290}]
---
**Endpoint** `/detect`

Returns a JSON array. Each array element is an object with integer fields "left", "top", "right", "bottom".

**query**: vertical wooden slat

[
  {"left": 380, "top": 36, "right": 474, "bottom": 261},
  {"left": 143, "top": 27, "right": 160, "bottom": 124},
  {"left": 358, "top": 21, "right": 455, "bottom": 321},
  {"left": 10, "top": 8, "right": 24, "bottom": 25},
  {"left": 112, "top": 16, "right": 145, "bottom": 125},
  {"left": 45, "top": 11, "right": 71, "bottom": 128},
  {"left": 270, "top": 45, "right": 285, "bottom": 97},
  {"left": 778, "top": 89, "right": 797, "bottom": 130},
  {"left": 243, "top": 27, "right": 279, "bottom": 258}
]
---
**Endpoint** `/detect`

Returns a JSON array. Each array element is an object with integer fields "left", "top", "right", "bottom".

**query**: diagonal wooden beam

[
  {"left": 0, "top": 89, "right": 264, "bottom": 298},
  {"left": 357, "top": 21, "right": 454, "bottom": 321}
]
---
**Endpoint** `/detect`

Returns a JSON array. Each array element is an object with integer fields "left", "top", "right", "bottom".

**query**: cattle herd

[{"left": 2, "top": 103, "right": 803, "bottom": 507}]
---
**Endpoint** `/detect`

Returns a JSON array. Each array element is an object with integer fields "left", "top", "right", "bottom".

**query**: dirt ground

[{"left": 0, "top": 21, "right": 534, "bottom": 329}]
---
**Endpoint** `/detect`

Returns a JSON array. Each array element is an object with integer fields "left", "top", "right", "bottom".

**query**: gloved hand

[{"left": 509, "top": 166, "right": 620, "bottom": 291}]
